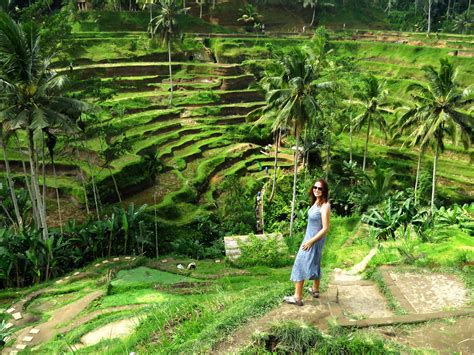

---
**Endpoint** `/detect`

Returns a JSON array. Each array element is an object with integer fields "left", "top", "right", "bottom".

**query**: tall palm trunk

[
  {"left": 446, "top": 0, "right": 451, "bottom": 18},
  {"left": 268, "top": 129, "right": 280, "bottom": 203},
  {"left": 430, "top": 143, "right": 438, "bottom": 215},
  {"left": 414, "top": 146, "right": 424, "bottom": 204},
  {"left": 289, "top": 127, "right": 299, "bottom": 238},
  {"left": 362, "top": 118, "right": 371, "bottom": 171},
  {"left": 41, "top": 135, "right": 47, "bottom": 222},
  {"left": 51, "top": 160, "right": 63, "bottom": 234},
  {"left": 14, "top": 135, "right": 39, "bottom": 226},
  {"left": 310, "top": 6, "right": 316, "bottom": 26},
  {"left": 168, "top": 40, "right": 173, "bottom": 105},
  {"left": 199, "top": 3, "right": 203, "bottom": 18},
  {"left": 108, "top": 167, "right": 123, "bottom": 205},
  {"left": 427, "top": 0, "right": 432, "bottom": 34},
  {"left": 349, "top": 113, "right": 353, "bottom": 162},
  {"left": 27, "top": 129, "right": 48, "bottom": 241},
  {"left": 0, "top": 127, "right": 23, "bottom": 230}
]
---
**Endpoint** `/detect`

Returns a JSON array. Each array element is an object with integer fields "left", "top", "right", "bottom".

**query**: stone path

[
  {"left": 215, "top": 247, "right": 473, "bottom": 353},
  {"left": 72, "top": 316, "right": 142, "bottom": 350},
  {"left": 1, "top": 256, "right": 137, "bottom": 355}
]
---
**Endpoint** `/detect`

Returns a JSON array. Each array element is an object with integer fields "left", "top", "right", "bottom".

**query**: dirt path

[{"left": 3, "top": 290, "right": 104, "bottom": 353}]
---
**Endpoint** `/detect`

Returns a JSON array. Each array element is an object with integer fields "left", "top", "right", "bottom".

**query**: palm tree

[
  {"left": 0, "top": 123, "right": 23, "bottom": 230},
  {"left": 264, "top": 48, "right": 329, "bottom": 237},
  {"left": 149, "top": 0, "right": 184, "bottom": 105},
  {"left": 395, "top": 59, "right": 473, "bottom": 213},
  {"left": 353, "top": 76, "right": 392, "bottom": 171},
  {"left": 0, "top": 12, "right": 89, "bottom": 239},
  {"left": 301, "top": 0, "right": 334, "bottom": 27}
]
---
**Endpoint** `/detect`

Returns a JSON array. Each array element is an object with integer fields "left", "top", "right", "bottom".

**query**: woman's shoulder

[{"left": 320, "top": 202, "right": 331, "bottom": 211}]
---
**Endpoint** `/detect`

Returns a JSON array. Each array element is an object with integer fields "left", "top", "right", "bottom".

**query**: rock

[
  {"left": 162, "top": 259, "right": 168, "bottom": 263},
  {"left": 215, "top": 259, "right": 221, "bottom": 263},
  {"left": 5, "top": 308, "right": 15, "bottom": 314},
  {"left": 177, "top": 264, "right": 185, "bottom": 270},
  {"left": 113, "top": 257, "right": 120, "bottom": 261},
  {"left": 187, "top": 262, "right": 196, "bottom": 270},
  {"left": 12, "top": 312, "right": 22, "bottom": 320}
]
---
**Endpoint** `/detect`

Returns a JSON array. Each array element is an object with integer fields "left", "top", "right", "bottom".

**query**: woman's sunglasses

[{"left": 313, "top": 186, "right": 324, "bottom": 191}]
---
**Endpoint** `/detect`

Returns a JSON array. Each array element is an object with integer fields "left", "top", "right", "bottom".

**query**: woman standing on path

[{"left": 283, "top": 179, "right": 330, "bottom": 306}]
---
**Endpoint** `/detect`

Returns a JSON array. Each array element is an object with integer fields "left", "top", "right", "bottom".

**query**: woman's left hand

[{"left": 302, "top": 240, "right": 314, "bottom": 251}]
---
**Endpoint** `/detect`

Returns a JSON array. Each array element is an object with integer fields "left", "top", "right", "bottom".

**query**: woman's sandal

[
  {"left": 307, "top": 287, "right": 320, "bottom": 298},
  {"left": 283, "top": 295, "right": 304, "bottom": 306}
]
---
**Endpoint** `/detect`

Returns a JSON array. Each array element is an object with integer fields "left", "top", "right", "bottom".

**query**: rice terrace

[{"left": 0, "top": 0, "right": 473, "bottom": 353}]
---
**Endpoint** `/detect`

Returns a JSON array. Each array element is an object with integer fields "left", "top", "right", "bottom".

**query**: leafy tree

[
  {"left": 0, "top": 12, "right": 88, "bottom": 240},
  {"left": 453, "top": 10, "right": 473, "bottom": 33},
  {"left": 300, "top": 0, "right": 334, "bottom": 27},
  {"left": 149, "top": 0, "right": 184, "bottom": 105},
  {"left": 395, "top": 59, "right": 473, "bottom": 214},
  {"left": 353, "top": 75, "right": 392, "bottom": 171},
  {"left": 237, "top": 4, "right": 263, "bottom": 32},
  {"left": 263, "top": 48, "right": 329, "bottom": 237}
]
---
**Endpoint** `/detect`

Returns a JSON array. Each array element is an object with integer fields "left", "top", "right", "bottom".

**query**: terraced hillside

[{"left": 1, "top": 28, "right": 472, "bottom": 225}]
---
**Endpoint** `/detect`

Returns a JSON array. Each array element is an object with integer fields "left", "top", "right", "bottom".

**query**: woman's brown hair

[{"left": 308, "top": 179, "right": 329, "bottom": 206}]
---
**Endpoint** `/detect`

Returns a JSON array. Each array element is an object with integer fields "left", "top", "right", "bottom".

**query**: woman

[{"left": 283, "top": 179, "right": 330, "bottom": 306}]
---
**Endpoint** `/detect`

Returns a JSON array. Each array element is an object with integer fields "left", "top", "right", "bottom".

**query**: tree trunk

[
  {"left": 15, "top": 135, "right": 40, "bottom": 227},
  {"left": 414, "top": 147, "right": 423, "bottom": 204},
  {"left": 289, "top": 126, "right": 299, "bottom": 238},
  {"left": 430, "top": 143, "right": 438, "bottom": 215},
  {"left": 446, "top": 0, "right": 451, "bottom": 18},
  {"left": 200, "top": 3, "right": 203, "bottom": 18},
  {"left": 427, "top": 0, "right": 432, "bottom": 34},
  {"left": 154, "top": 191, "right": 159, "bottom": 258},
  {"left": 0, "top": 126, "right": 23, "bottom": 230},
  {"left": 108, "top": 167, "right": 123, "bottom": 205},
  {"left": 52, "top": 162, "right": 63, "bottom": 235},
  {"left": 27, "top": 129, "right": 48, "bottom": 241},
  {"left": 349, "top": 113, "right": 353, "bottom": 162},
  {"left": 41, "top": 134, "right": 47, "bottom": 219},
  {"left": 362, "top": 118, "right": 371, "bottom": 171},
  {"left": 468, "top": 0, "right": 472, "bottom": 16},
  {"left": 168, "top": 40, "right": 174, "bottom": 105},
  {"left": 310, "top": 6, "right": 316, "bottom": 26},
  {"left": 149, "top": 4, "right": 152, "bottom": 22},
  {"left": 268, "top": 129, "right": 280, "bottom": 203},
  {"left": 326, "top": 141, "right": 330, "bottom": 181}
]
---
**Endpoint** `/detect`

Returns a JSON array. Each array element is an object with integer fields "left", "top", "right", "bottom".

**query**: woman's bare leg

[
  {"left": 295, "top": 280, "right": 304, "bottom": 300},
  {"left": 312, "top": 279, "right": 320, "bottom": 292}
]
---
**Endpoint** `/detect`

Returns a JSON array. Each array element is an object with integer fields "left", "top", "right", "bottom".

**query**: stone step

[{"left": 338, "top": 308, "right": 474, "bottom": 328}]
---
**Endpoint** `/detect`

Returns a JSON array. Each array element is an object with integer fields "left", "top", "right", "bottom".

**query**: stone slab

[
  {"left": 338, "top": 284, "right": 393, "bottom": 319},
  {"left": 29, "top": 328, "right": 40, "bottom": 334},
  {"left": 12, "top": 312, "right": 22, "bottom": 320},
  {"left": 22, "top": 336, "right": 33, "bottom": 342},
  {"left": 5, "top": 322, "right": 13, "bottom": 329},
  {"left": 339, "top": 308, "right": 474, "bottom": 328},
  {"left": 5, "top": 308, "right": 15, "bottom": 314},
  {"left": 388, "top": 271, "right": 468, "bottom": 313},
  {"left": 15, "top": 344, "right": 26, "bottom": 350}
]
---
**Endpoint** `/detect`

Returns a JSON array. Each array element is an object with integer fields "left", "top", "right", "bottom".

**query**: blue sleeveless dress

[{"left": 290, "top": 203, "right": 326, "bottom": 282}]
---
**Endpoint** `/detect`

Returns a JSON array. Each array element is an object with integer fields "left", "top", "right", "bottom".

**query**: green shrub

[
  {"left": 234, "top": 234, "right": 291, "bottom": 268},
  {"left": 242, "top": 322, "right": 397, "bottom": 354}
]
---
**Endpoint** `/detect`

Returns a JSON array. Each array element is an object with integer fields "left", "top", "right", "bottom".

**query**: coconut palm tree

[
  {"left": 0, "top": 12, "right": 89, "bottom": 239},
  {"left": 0, "top": 122, "right": 23, "bottom": 230},
  {"left": 353, "top": 75, "right": 392, "bottom": 171},
  {"left": 300, "top": 0, "right": 334, "bottom": 27},
  {"left": 149, "top": 0, "right": 184, "bottom": 105},
  {"left": 395, "top": 59, "right": 473, "bottom": 213},
  {"left": 264, "top": 48, "right": 331, "bottom": 237}
]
